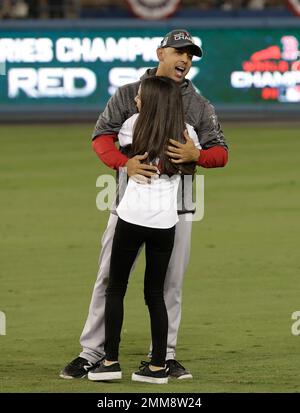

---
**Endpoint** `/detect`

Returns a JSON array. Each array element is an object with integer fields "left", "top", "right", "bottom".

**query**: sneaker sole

[
  {"left": 59, "top": 373, "right": 87, "bottom": 379},
  {"left": 170, "top": 373, "right": 193, "bottom": 380},
  {"left": 131, "top": 373, "right": 168, "bottom": 384},
  {"left": 88, "top": 371, "right": 122, "bottom": 381}
]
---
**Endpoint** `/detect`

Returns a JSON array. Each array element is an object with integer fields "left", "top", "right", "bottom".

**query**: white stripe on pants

[{"left": 80, "top": 213, "right": 192, "bottom": 363}]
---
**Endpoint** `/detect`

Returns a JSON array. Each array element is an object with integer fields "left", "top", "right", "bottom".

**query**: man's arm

[
  {"left": 197, "top": 102, "right": 228, "bottom": 167},
  {"left": 198, "top": 101, "right": 228, "bottom": 150},
  {"left": 92, "top": 135, "right": 158, "bottom": 177},
  {"left": 92, "top": 134, "right": 128, "bottom": 170},
  {"left": 166, "top": 101, "right": 228, "bottom": 168},
  {"left": 198, "top": 146, "right": 228, "bottom": 168},
  {"left": 92, "top": 87, "right": 129, "bottom": 139},
  {"left": 166, "top": 137, "right": 228, "bottom": 168},
  {"left": 92, "top": 83, "right": 157, "bottom": 177}
]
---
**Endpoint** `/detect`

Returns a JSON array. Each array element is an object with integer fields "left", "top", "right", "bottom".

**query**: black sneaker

[
  {"left": 88, "top": 361, "right": 122, "bottom": 381},
  {"left": 132, "top": 361, "right": 168, "bottom": 384},
  {"left": 59, "top": 356, "right": 99, "bottom": 379},
  {"left": 166, "top": 359, "right": 193, "bottom": 379}
]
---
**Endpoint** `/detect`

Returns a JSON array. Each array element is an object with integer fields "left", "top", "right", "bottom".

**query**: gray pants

[{"left": 80, "top": 213, "right": 192, "bottom": 363}]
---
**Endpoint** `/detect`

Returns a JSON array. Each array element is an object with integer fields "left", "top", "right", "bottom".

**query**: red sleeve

[
  {"left": 93, "top": 135, "right": 228, "bottom": 170},
  {"left": 197, "top": 146, "right": 228, "bottom": 168},
  {"left": 92, "top": 134, "right": 129, "bottom": 170}
]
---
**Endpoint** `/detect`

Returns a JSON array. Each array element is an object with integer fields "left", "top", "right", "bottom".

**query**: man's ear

[{"left": 156, "top": 48, "right": 164, "bottom": 62}]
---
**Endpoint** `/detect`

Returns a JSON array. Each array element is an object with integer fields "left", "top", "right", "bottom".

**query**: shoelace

[
  {"left": 139, "top": 360, "right": 150, "bottom": 370},
  {"left": 139, "top": 360, "right": 167, "bottom": 375},
  {"left": 95, "top": 356, "right": 105, "bottom": 367},
  {"left": 139, "top": 359, "right": 186, "bottom": 371},
  {"left": 71, "top": 357, "right": 100, "bottom": 370},
  {"left": 167, "top": 359, "right": 186, "bottom": 371}
]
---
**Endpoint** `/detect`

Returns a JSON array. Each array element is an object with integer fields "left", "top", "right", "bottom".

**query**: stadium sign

[
  {"left": 0, "top": 35, "right": 200, "bottom": 99},
  {"left": 0, "top": 27, "right": 300, "bottom": 115},
  {"left": 8, "top": 68, "right": 97, "bottom": 98},
  {"left": 0, "top": 37, "right": 162, "bottom": 63},
  {"left": 126, "top": 0, "right": 180, "bottom": 19},
  {"left": 231, "top": 35, "right": 300, "bottom": 102}
]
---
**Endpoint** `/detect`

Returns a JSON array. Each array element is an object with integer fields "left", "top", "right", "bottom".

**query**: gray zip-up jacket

[
  {"left": 92, "top": 68, "right": 228, "bottom": 214},
  {"left": 92, "top": 68, "right": 228, "bottom": 151}
]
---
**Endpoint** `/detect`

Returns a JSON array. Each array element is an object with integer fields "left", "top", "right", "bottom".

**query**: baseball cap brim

[
  {"left": 174, "top": 43, "right": 202, "bottom": 58},
  {"left": 161, "top": 42, "right": 202, "bottom": 58}
]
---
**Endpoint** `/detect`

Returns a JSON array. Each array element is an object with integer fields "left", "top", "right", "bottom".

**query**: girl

[{"left": 88, "top": 76, "right": 200, "bottom": 384}]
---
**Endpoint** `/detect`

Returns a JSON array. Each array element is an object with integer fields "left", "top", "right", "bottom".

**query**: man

[{"left": 60, "top": 29, "right": 228, "bottom": 380}]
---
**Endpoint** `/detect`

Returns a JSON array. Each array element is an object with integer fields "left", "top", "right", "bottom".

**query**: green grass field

[{"left": 0, "top": 122, "right": 300, "bottom": 393}]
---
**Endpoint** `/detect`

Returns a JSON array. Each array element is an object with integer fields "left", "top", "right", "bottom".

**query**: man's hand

[
  {"left": 166, "top": 130, "right": 200, "bottom": 164},
  {"left": 125, "top": 152, "right": 158, "bottom": 183}
]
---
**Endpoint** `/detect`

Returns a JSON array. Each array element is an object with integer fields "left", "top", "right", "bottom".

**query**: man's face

[{"left": 156, "top": 47, "right": 193, "bottom": 82}]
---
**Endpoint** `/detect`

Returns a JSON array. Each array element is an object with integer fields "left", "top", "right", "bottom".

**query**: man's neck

[{"left": 155, "top": 66, "right": 164, "bottom": 77}]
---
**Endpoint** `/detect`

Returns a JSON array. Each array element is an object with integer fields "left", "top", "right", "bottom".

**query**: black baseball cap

[{"left": 159, "top": 29, "right": 202, "bottom": 58}]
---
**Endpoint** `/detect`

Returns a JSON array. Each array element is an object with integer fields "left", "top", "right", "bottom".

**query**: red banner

[
  {"left": 285, "top": 0, "right": 300, "bottom": 16},
  {"left": 125, "top": 0, "right": 181, "bottom": 20}
]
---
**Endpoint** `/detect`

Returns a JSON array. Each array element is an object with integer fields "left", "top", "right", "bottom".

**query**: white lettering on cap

[{"left": 174, "top": 32, "right": 192, "bottom": 41}]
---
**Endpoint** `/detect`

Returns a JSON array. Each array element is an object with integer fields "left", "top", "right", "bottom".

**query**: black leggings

[{"left": 104, "top": 218, "right": 175, "bottom": 367}]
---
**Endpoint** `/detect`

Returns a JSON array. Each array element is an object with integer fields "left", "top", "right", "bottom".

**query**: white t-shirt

[{"left": 116, "top": 114, "right": 200, "bottom": 229}]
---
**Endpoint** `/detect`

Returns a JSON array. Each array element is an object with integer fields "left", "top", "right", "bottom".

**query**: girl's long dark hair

[{"left": 129, "top": 76, "right": 196, "bottom": 176}]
